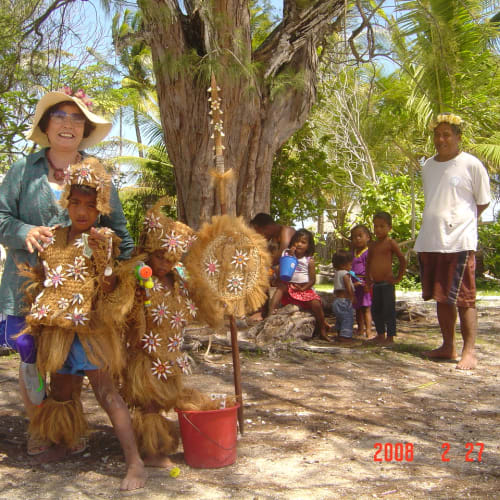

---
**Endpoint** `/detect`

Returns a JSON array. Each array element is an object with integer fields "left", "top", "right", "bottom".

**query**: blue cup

[{"left": 279, "top": 255, "right": 298, "bottom": 282}]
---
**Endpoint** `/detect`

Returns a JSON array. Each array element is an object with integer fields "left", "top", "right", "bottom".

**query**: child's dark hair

[
  {"left": 332, "top": 249, "right": 353, "bottom": 269},
  {"left": 69, "top": 184, "right": 97, "bottom": 197},
  {"left": 289, "top": 228, "right": 315, "bottom": 256},
  {"left": 350, "top": 224, "right": 371, "bottom": 241},
  {"left": 373, "top": 211, "right": 392, "bottom": 227},
  {"left": 249, "top": 212, "right": 274, "bottom": 228}
]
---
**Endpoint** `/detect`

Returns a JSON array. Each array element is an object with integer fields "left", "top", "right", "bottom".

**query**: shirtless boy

[{"left": 366, "top": 212, "right": 406, "bottom": 345}]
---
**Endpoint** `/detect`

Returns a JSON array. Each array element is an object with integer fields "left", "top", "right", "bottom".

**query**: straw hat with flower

[{"left": 26, "top": 88, "right": 112, "bottom": 149}]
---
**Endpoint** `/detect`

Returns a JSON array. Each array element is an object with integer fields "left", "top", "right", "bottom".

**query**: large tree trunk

[{"left": 138, "top": 0, "right": 347, "bottom": 228}]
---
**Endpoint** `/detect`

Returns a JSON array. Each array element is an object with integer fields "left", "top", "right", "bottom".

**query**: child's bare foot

[
  {"left": 422, "top": 346, "right": 458, "bottom": 360},
  {"left": 368, "top": 335, "right": 385, "bottom": 344},
  {"left": 120, "top": 461, "right": 147, "bottom": 491},
  {"left": 32, "top": 444, "right": 70, "bottom": 463},
  {"left": 143, "top": 453, "right": 174, "bottom": 468},
  {"left": 249, "top": 312, "right": 263, "bottom": 322},
  {"left": 334, "top": 335, "right": 354, "bottom": 343},
  {"left": 456, "top": 350, "right": 477, "bottom": 370}
]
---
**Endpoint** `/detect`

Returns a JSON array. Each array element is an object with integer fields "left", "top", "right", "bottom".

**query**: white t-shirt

[
  {"left": 333, "top": 270, "right": 351, "bottom": 291},
  {"left": 414, "top": 151, "right": 491, "bottom": 253}
]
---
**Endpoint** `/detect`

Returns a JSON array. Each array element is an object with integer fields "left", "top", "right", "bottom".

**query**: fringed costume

[
  {"left": 120, "top": 200, "right": 219, "bottom": 458},
  {"left": 25, "top": 157, "right": 125, "bottom": 448}
]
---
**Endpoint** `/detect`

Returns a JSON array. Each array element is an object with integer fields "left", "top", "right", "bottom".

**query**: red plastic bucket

[{"left": 175, "top": 404, "right": 240, "bottom": 468}]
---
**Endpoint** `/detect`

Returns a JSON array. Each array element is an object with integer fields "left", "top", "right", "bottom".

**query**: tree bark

[{"left": 138, "top": 0, "right": 347, "bottom": 228}]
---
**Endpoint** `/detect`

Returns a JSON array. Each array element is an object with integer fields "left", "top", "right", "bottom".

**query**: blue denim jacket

[{"left": 0, "top": 148, "right": 134, "bottom": 315}]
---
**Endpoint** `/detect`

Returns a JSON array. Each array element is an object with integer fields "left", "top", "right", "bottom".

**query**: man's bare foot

[
  {"left": 456, "top": 351, "right": 477, "bottom": 370},
  {"left": 383, "top": 337, "right": 394, "bottom": 345},
  {"left": 32, "top": 444, "right": 69, "bottom": 463},
  {"left": 422, "top": 346, "right": 458, "bottom": 360},
  {"left": 120, "top": 461, "right": 147, "bottom": 491},
  {"left": 143, "top": 453, "right": 174, "bottom": 468},
  {"left": 368, "top": 335, "right": 385, "bottom": 344}
]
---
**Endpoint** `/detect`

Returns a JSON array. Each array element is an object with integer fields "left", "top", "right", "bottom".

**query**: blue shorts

[{"left": 58, "top": 334, "right": 98, "bottom": 376}]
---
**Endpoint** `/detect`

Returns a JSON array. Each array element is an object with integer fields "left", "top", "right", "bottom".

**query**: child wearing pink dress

[{"left": 350, "top": 224, "right": 373, "bottom": 338}]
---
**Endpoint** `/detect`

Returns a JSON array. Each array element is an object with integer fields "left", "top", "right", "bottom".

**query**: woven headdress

[
  {"left": 139, "top": 199, "right": 195, "bottom": 264},
  {"left": 59, "top": 157, "right": 112, "bottom": 215}
]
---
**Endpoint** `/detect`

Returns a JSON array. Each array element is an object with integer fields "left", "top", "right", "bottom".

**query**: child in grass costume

[
  {"left": 120, "top": 200, "right": 221, "bottom": 468},
  {"left": 24, "top": 159, "right": 145, "bottom": 483}
]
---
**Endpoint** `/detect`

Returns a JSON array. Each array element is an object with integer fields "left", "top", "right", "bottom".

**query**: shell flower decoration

[
  {"left": 139, "top": 198, "right": 195, "bottom": 264},
  {"left": 59, "top": 157, "right": 112, "bottom": 216},
  {"left": 141, "top": 331, "right": 162, "bottom": 354},
  {"left": 167, "top": 334, "right": 183, "bottom": 352},
  {"left": 151, "top": 358, "right": 173, "bottom": 381},
  {"left": 169, "top": 310, "right": 186, "bottom": 330},
  {"left": 205, "top": 257, "right": 220, "bottom": 277},
  {"left": 66, "top": 256, "right": 88, "bottom": 281},
  {"left": 176, "top": 353, "right": 191, "bottom": 375},
  {"left": 231, "top": 249, "right": 249, "bottom": 270},
  {"left": 33, "top": 304, "right": 51, "bottom": 320},
  {"left": 65, "top": 307, "right": 89, "bottom": 326},
  {"left": 143, "top": 213, "right": 162, "bottom": 232},
  {"left": 44, "top": 265, "right": 67, "bottom": 288},
  {"left": 151, "top": 301, "right": 169, "bottom": 325},
  {"left": 429, "top": 113, "right": 463, "bottom": 130},
  {"left": 161, "top": 231, "right": 186, "bottom": 254},
  {"left": 227, "top": 275, "right": 244, "bottom": 293}
]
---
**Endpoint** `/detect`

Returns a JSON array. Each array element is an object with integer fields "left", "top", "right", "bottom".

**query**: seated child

[
  {"left": 24, "top": 158, "right": 146, "bottom": 491},
  {"left": 120, "top": 200, "right": 219, "bottom": 468},
  {"left": 331, "top": 249, "right": 355, "bottom": 341},
  {"left": 269, "top": 228, "right": 330, "bottom": 341}
]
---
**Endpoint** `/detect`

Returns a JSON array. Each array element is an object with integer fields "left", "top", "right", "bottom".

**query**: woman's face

[{"left": 45, "top": 102, "right": 86, "bottom": 152}]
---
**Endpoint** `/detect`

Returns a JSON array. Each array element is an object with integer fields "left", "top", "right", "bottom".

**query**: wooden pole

[{"left": 209, "top": 73, "right": 244, "bottom": 434}]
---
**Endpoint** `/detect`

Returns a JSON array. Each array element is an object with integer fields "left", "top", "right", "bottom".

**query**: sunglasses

[{"left": 50, "top": 110, "right": 86, "bottom": 125}]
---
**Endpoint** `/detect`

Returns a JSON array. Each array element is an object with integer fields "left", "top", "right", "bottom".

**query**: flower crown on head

[
  {"left": 58, "top": 86, "right": 93, "bottom": 110},
  {"left": 429, "top": 113, "right": 463, "bottom": 130},
  {"left": 59, "top": 157, "right": 112, "bottom": 215}
]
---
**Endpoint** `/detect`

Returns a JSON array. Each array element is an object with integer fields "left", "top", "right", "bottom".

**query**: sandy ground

[{"left": 0, "top": 293, "right": 499, "bottom": 499}]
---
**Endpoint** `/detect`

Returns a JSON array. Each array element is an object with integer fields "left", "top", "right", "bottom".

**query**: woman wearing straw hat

[{"left": 0, "top": 88, "right": 134, "bottom": 455}]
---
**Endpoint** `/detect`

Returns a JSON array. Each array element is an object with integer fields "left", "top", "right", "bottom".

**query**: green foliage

[
  {"left": 250, "top": 0, "right": 279, "bottom": 50},
  {"left": 355, "top": 172, "right": 425, "bottom": 243},
  {"left": 478, "top": 218, "right": 500, "bottom": 278},
  {"left": 119, "top": 187, "right": 176, "bottom": 244},
  {"left": 271, "top": 122, "right": 335, "bottom": 225}
]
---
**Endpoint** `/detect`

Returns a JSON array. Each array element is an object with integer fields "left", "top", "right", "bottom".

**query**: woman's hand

[{"left": 25, "top": 226, "right": 55, "bottom": 253}]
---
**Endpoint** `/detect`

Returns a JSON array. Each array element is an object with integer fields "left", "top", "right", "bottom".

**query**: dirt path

[{"left": 1, "top": 295, "right": 499, "bottom": 499}]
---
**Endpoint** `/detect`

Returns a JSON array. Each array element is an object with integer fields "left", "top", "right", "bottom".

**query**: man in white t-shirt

[{"left": 414, "top": 113, "right": 491, "bottom": 369}]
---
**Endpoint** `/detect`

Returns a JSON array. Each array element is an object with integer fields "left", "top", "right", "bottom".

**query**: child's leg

[
  {"left": 268, "top": 281, "right": 287, "bottom": 314},
  {"left": 384, "top": 284, "right": 397, "bottom": 344},
  {"left": 362, "top": 307, "right": 373, "bottom": 338},
  {"left": 30, "top": 373, "right": 85, "bottom": 462},
  {"left": 137, "top": 403, "right": 178, "bottom": 468},
  {"left": 370, "top": 285, "right": 386, "bottom": 343},
  {"left": 355, "top": 308, "right": 365, "bottom": 336},
  {"left": 310, "top": 299, "right": 330, "bottom": 341},
  {"left": 85, "top": 369, "right": 146, "bottom": 491}
]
